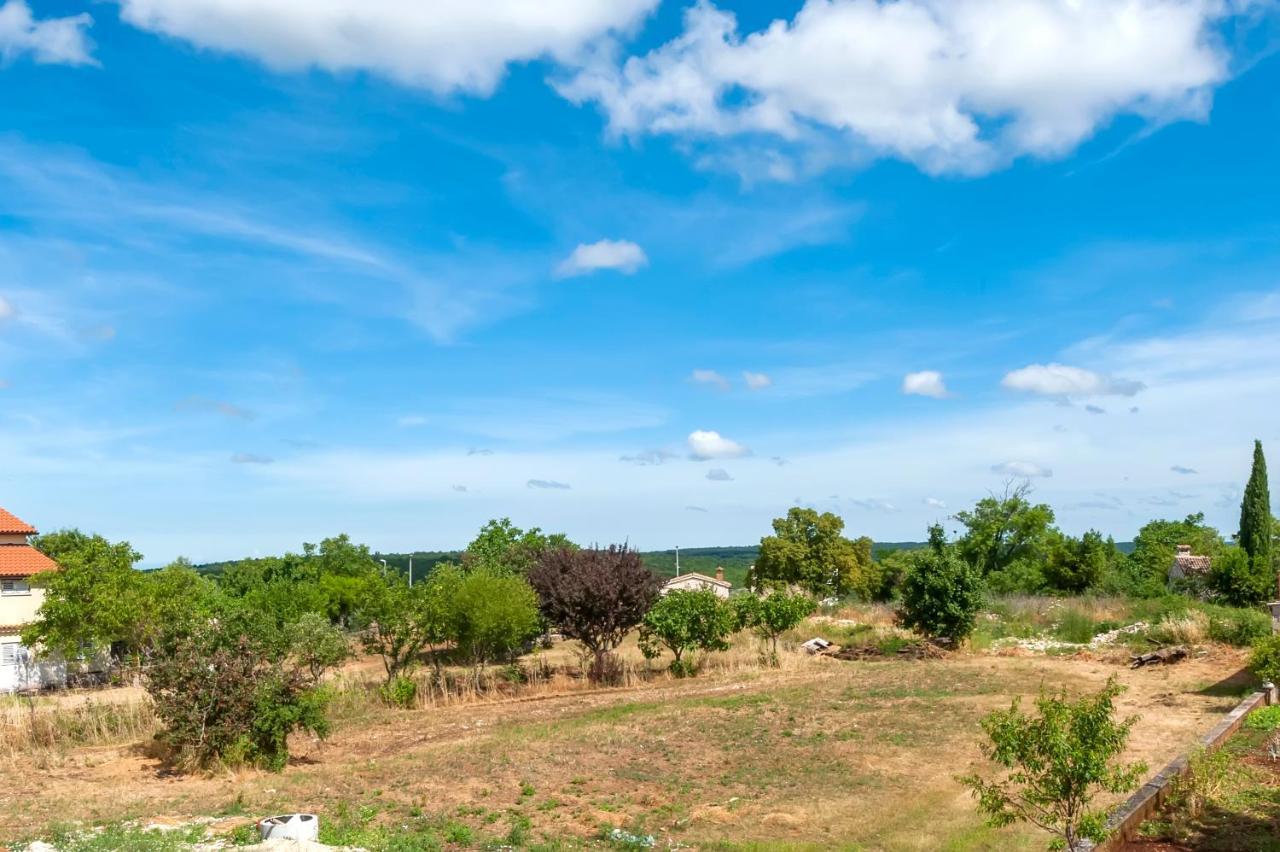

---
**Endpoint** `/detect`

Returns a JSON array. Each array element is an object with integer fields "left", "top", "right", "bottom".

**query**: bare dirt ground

[{"left": 0, "top": 644, "right": 1251, "bottom": 850}]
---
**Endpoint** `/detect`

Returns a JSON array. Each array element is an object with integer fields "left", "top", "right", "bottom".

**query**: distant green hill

[{"left": 197, "top": 540, "right": 1134, "bottom": 584}]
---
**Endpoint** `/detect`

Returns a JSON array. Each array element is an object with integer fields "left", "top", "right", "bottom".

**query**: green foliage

[
  {"left": 1044, "top": 531, "right": 1113, "bottom": 594},
  {"left": 1244, "top": 705, "right": 1280, "bottom": 732},
  {"left": 379, "top": 675, "right": 418, "bottom": 708},
  {"left": 954, "top": 483, "right": 1057, "bottom": 579},
  {"left": 1119, "top": 513, "right": 1224, "bottom": 598},
  {"left": 959, "top": 677, "right": 1146, "bottom": 852},
  {"left": 733, "top": 590, "right": 816, "bottom": 660},
  {"left": 897, "top": 526, "right": 984, "bottom": 643},
  {"left": 463, "top": 517, "right": 574, "bottom": 575},
  {"left": 287, "top": 612, "right": 350, "bottom": 684},
  {"left": 1203, "top": 605, "right": 1270, "bottom": 647},
  {"left": 24, "top": 530, "right": 147, "bottom": 659},
  {"left": 447, "top": 567, "right": 543, "bottom": 667},
  {"left": 144, "top": 620, "right": 329, "bottom": 771},
  {"left": 1208, "top": 547, "right": 1272, "bottom": 607},
  {"left": 639, "top": 589, "right": 737, "bottom": 674},
  {"left": 1238, "top": 440, "right": 1273, "bottom": 579},
  {"left": 870, "top": 547, "right": 925, "bottom": 601},
  {"left": 1248, "top": 634, "right": 1280, "bottom": 684},
  {"left": 750, "top": 507, "right": 874, "bottom": 598},
  {"left": 358, "top": 573, "right": 446, "bottom": 683}
]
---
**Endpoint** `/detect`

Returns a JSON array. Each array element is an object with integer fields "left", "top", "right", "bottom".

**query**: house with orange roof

[{"left": 0, "top": 507, "right": 64, "bottom": 692}]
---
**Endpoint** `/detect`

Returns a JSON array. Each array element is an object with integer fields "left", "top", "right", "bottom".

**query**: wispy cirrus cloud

[
  {"left": 1002, "top": 363, "right": 1145, "bottom": 398},
  {"left": 527, "top": 478, "right": 571, "bottom": 490},
  {"left": 176, "top": 395, "right": 255, "bottom": 420}
]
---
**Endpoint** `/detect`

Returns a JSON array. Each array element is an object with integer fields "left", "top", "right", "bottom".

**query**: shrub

[
  {"left": 960, "top": 677, "right": 1146, "bottom": 852},
  {"left": 527, "top": 545, "right": 662, "bottom": 681},
  {"left": 379, "top": 676, "right": 418, "bottom": 709},
  {"left": 1204, "top": 605, "right": 1270, "bottom": 647},
  {"left": 449, "top": 567, "right": 543, "bottom": 668},
  {"left": 1053, "top": 608, "right": 1107, "bottom": 644},
  {"left": 1208, "top": 547, "right": 1272, "bottom": 607},
  {"left": 144, "top": 625, "right": 329, "bottom": 771},
  {"left": 897, "top": 525, "right": 983, "bottom": 643},
  {"left": 639, "top": 589, "right": 736, "bottom": 675},
  {"left": 1249, "top": 634, "right": 1280, "bottom": 684},
  {"left": 1244, "top": 705, "right": 1280, "bottom": 733},
  {"left": 1148, "top": 610, "right": 1209, "bottom": 646}
]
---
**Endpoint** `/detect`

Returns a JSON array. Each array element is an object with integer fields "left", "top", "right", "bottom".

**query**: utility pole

[
  {"left": 409, "top": 555, "right": 414, "bottom": 587},
  {"left": 380, "top": 558, "right": 388, "bottom": 577},
  {"left": 675, "top": 545, "right": 680, "bottom": 577}
]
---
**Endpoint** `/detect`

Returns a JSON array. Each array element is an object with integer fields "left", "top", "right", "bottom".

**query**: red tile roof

[
  {"left": 0, "top": 545, "right": 58, "bottom": 578},
  {"left": 0, "top": 507, "right": 36, "bottom": 535},
  {"left": 0, "top": 625, "right": 29, "bottom": 635}
]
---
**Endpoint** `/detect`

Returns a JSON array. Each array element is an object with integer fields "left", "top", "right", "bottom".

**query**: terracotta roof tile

[
  {"left": 0, "top": 545, "right": 58, "bottom": 578},
  {"left": 0, "top": 507, "right": 36, "bottom": 535},
  {"left": 0, "top": 625, "right": 29, "bottom": 636}
]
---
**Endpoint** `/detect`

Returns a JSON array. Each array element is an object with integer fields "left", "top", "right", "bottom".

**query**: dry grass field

[{"left": 0, "top": 626, "right": 1254, "bottom": 851}]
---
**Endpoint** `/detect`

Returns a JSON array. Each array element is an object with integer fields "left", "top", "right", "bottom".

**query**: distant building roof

[
  {"left": 662, "top": 571, "right": 730, "bottom": 589},
  {"left": 0, "top": 508, "right": 37, "bottom": 536},
  {"left": 1169, "top": 544, "right": 1212, "bottom": 580}
]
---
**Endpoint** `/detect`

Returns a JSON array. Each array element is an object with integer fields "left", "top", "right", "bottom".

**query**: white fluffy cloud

[
  {"left": 561, "top": 0, "right": 1236, "bottom": 174},
  {"left": 1002, "top": 363, "right": 1146, "bottom": 398},
  {"left": 690, "top": 369, "right": 731, "bottom": 391},
  {"left": 116, "top": 0, "right": 656, "bottom": 94},
  {"left": 555, "top": 239, "right": 648, "bottom": 278},
  {"left": 923, "top": 497, "right": 947, "bottom": 509},
  {"left": 992, "top": 460, "right": 1054, "bottom": 478},
  {"left": 687, "top": 429, "right": 750, "bottom": 460},
  {"left": 0, "top": 0, "right": 93, "bottom": 66},
  {"left": 902, "top": 370, "right": 949, "bottom": 398},
  {"left": 743, "top": 370, "right": 772, "bottom": 390}
]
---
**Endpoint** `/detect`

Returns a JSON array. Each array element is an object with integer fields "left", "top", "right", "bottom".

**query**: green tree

[
  {"left": 639, "top": 589, "right": 737, "bottom": 676},
  {"left": 734, "top": 590, "right": 816, "bottom": 662},
  {"left": 897, "top": 525, "right": 984, "bottom": 643},
  {"left": 1043, "top": 531, "right": 1112, "bottom": 594},
  {"left": 463, "top": 518, "right": 575, "bottom": 575},
  {"left": 448, "top": 567, "right": 543, "bottom": 668},
  {"left": 1109, "top": 513, "right": 1224, "bottom": 598},
  {"left": 959, "top": 678, "right": 1146, "bottom": 852},
  {"left": 1238, "top": 440, "right": 1274, "bottom": 597},
  {"left": 1208, "top": 547, "right": 1272, "bottom": 607},
  {"left": 954, "top": 483, "right": 1057, "bottom": 583},
  {"left": 24, "top": 530, "right": 147, "bottom": 661},
  {"left": 750, "top": 507, "right": 874, "bottom": 598},
  {"left": 358, "top": 574, "right": 445, "bottom": 683},
  {"left": 286, "top": 612, "right": 351, "bottom": 685},
  {"left": 1248, "top": 634, "right": 1280, "bottom": 684}
]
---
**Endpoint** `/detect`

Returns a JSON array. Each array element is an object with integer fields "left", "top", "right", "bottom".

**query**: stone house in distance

[
  {"left": 0, "top": 507, "right": 63, "bottom": 693},
  {"left": 661, "top": 566, "right": 732, "bottom": 599},
  {"left": 1167, "top": 543, "right": 1212, "bottom": 584}
]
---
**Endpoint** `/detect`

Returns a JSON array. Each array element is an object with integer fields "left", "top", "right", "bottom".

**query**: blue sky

[{"left": 2, "top": 0, "right": 1279, "bottom": 564}]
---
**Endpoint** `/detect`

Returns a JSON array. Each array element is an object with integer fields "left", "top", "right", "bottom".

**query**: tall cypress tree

[{"left": 1238, "top": 440, "right": 1273, "bottom": 593}]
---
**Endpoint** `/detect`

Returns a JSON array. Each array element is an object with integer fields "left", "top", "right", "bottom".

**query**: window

[
  {"left": 1, "top": 579, "right": 30, "bottom": 596},
  {"left": 0, "top": 643, "right": 19, "bottom": 667}
]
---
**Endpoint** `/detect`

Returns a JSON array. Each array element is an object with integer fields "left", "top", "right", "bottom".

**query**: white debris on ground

[{"left": 991, "top": 622, "right": 1149, "bottom": 654}]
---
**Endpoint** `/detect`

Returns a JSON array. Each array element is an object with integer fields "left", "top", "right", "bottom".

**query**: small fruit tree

[
  {"left": 639, "top": 589, "right": 736, "bottom": 676},
  {"left": 959, "top": 677, "right": 1146, "bottom": 852}
]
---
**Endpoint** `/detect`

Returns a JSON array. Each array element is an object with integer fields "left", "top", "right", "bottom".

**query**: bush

[
  {"left": 378, "top": 676, "right": 418, "bottom": 708},
  {"left": 1208, "top": 547, "right": 1272, "bottom": 607},
  {"left": 1204, "top": 605, "right": 1270, "bottom": 647},
  {"left": 287, "top": 612, "right": 350, "bottom": 684},
  {"left": 145, "top": 624, "right": 330, "bottom": 771},
  {"left": 449, "top": 567, "right": 543, "bottom": 668},
  {"left": 897, "top": 525, "right": 984, "bottom": 643},
  {"left": 1249, "top": 634, "right": 1280, "bottom": 684}
]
